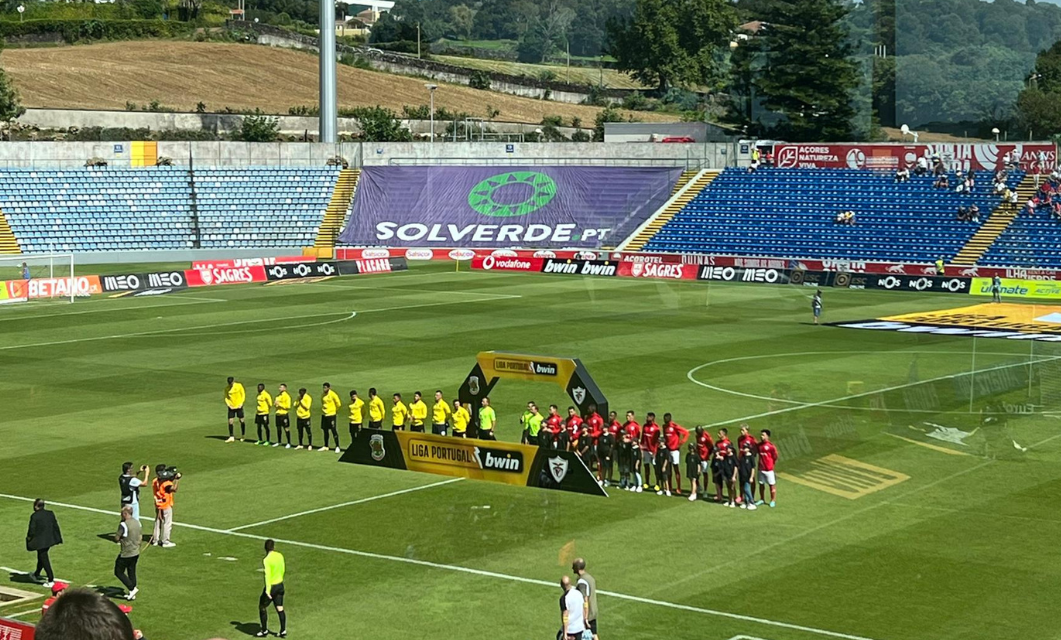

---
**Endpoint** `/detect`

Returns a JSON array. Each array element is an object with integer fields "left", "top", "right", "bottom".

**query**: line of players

[
  {"left": 522, "top": 403, "right": 779, "bottom": 507},
  {"left": 223, "top": 377, "right": 490, "bottom": 452}
]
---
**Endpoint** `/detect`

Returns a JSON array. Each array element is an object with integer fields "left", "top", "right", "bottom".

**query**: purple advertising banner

[{"left": 338, "top": 166, "right": 684, "bottom": 248}]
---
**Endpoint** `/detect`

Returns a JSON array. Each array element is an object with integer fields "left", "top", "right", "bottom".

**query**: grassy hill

[
  {"left": 431, "top": 54, "right": 648, "bottom": 90},
  {"left": 2, "top": 41, "right": 670, "bottom": 125}
]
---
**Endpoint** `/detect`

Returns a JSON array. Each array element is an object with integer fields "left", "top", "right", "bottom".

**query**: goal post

[{"left": 0, "top": 254, "right": 77, "bottom": 304}]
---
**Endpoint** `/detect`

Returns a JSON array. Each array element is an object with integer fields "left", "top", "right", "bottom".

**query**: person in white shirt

[{"left": 559, "top": 575, "right": 587, "bottom": 640}]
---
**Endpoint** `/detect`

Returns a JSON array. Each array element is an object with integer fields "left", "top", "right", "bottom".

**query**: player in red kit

[
  {"left": 620, "top": 411, "right": 641, "bottom": 491},
  {"left": 756, "top": 429, "right": 779, "bottom": 507},
  {"left": 639, "top": 412, "right": 661, "bottom": 492},
  {"left": 600, "top": 411, "right": 622, "bottom": 485},
  {"left": 691, "top": 426, "right": 714, "bottom": 501},
  {"left": 583, "top": 404, "right": 604, "bottom": 478},
  {"left": 735, "top": 424, "right": 757, "bottom": 504},
  {"left": 661, "top": 413, "right": 690, "bottom": 496},
  {"left": 542, "top": 405, "right": 564, "bottom": 449},
  {"left": 564, "top": 407, "right": 584, "bottom": 451}
]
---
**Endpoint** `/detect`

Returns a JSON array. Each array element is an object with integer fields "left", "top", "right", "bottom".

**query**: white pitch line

[
  {"left": 4, "top": 608, "right": 42, "bottom": 618},
  {"left": 226, "top": 478, "right": 464, "bottom": 532},
  {"left": 691, "top": 352, "right": 1061, "bottom": 427},
  {"left": 0, "top": 492, "right": 880, "bottom": 640},
  {"left": 0, "top": 565, "right": 73, "bottom": 585}
]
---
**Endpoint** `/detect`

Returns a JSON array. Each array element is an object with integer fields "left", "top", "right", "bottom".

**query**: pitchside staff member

[
  {"left": 294, "top": 388, "right": 313, "bottom": 450},
  {"left": 410, "top": 392, "right": 428, "bottom": 433},
  {"left": 224, "top": 376, "right": 247, "bottom": 443},
  {"left": 320, "top": 383, "right": 342, "bottom": 452},
  {"left": 255, "top": 384, "right": 272, "bottom": 446},
  {"left": 432, "top": 390, "right": 452, "bottom": 436},
  {"left": 26, "top": 498, "right": 62, "bottom": 588},
  {"left": 479, "top": 397, "right": 497, "bottom": 440},
  {"left": 118, "top": 462, "right": 149, "bottom": 521},
  {"left": 368, "top": 388, "right": 385, "bottom": 429},
  {"left": 573, "top": 558, "right": 598, "bottom": 640},
  {"left": 114, "top": 506, "right": 141, "bottom": 601},
  {"left": 275, "top": 384, "right": 292, "bottom": 448},
  {"left": 812, "top": 290, "right": 823, "bottom": 325},
  {"left": 257, "top": 539, "right": 287, "bottom": 638},
  {"left": 349, "top": 390, "right": 365, "bottom": 443}
]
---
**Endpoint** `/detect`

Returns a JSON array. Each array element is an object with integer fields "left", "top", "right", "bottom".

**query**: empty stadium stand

[
  {"left": 194, "top": 167, "right": 338, "bottom": 249},
  {"left": 0, "top": 167, "right": 339, "bottom": 253},
  {"left": 642, "top": 167, "right": 1026, "bottom": 263}
]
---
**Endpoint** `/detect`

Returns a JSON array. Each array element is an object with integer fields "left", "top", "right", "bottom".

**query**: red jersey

[
  {"left": 607, "top": 420, "right": 622, "bottom": 438},
  {"left": 639, "top": 422, "right": 661, "bottom": 454},
  {"left": 622, "top": 421, "right": 641, "bottom": 443},
  {"left": 585, "top": 413, "right": 604, "bottom": 443},
  {"left": 696, "top": 432, "right": 714, "bottom": 461},
  {"left": 663, "top": 421, "right": 689, "bottom": 451},
  {"left": 758, "top": 441, "right": 779, "bottom": 471},
  {"left": 714, "top": 437, "right": 734, "bottom": 457},
  {"left": 738, "top": 434, "right": 758, "bottom": 456},
  {"left": 565, "top": 415, "right": 584, "bottom": 439},
  {"left": 544, "top": 414, "right": 564, "bottom": 438}
]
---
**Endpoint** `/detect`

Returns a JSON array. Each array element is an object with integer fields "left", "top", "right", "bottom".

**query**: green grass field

[{"left": 2, "top": 263, "right": 1060, "bottom": 640}]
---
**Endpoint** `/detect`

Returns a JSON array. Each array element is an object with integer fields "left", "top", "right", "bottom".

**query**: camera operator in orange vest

[{"left": 149, "top": 465, "right": 181, "bottom": 548}]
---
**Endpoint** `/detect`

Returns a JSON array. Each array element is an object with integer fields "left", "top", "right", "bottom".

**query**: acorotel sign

[{"left": 376, "top": 222, "right": 610, "bottom": 244}]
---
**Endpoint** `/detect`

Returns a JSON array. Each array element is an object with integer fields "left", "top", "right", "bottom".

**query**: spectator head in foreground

[{"left": 35, "top": 587, "right": 134, "bottom": 640}]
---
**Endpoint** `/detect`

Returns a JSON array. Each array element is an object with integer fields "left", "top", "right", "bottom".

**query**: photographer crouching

[{"left": 149, "top": 465, "right": 181, "bottom": 548}]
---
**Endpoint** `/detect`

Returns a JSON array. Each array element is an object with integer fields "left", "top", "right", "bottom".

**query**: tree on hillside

[
  {"left": 236, "top": 110, "right": 279, "bottom": 142},
  {"left": 1016, "top": 40, "right": 1061, "bottom": 138},
  {"left": 0, "top": 46, "right": 25, "bottom": 122},
  {"left": 351, "top": 106, "right": 413, "bottom": 141},
  {"left": 606, "top": 0, "right": 737, "bottom": 93},
  {"left": 745, "top": 0, "right": 859, "bottom": 141}
]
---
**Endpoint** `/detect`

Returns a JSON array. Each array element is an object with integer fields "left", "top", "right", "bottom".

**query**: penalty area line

[{"left": 0, "top": 492, "right": 880, "bottom": 640}]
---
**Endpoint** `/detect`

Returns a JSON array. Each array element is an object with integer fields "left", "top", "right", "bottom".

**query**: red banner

[
  {"left": 773, "top": 143, "right": 1055, "bottom": 172},
  {"left": 472, "top": 256, "right": 545, "bottom": 272},
  {"left": 184, "top": 265, "right": 268, "bottom": 287},
  {"left": 0, "top": 616, "right": 35, "bottom": 640},
  {"left": 616, "top": 261, "right": 697, "bottom": 280},
  {"left": 336, "top": 248, "right": 584, "bottom": 262},
  {"left": 191, "top": 256, "right": 309, "bottom": 270}
]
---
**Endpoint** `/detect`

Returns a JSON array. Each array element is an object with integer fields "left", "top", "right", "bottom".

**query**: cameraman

[
  {"left": 118, "top": 462, "right": 149, "bottom": 522},
  {"left": 149, "top": 465, "right": 180, "bottom": 548}
]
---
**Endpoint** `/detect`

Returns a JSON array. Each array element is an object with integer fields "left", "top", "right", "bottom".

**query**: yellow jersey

[
  {"left": 452, "top": 406, "right": 471, "bottom": 433},
  {"left": 410, "top": 400, "right": 428, "bottom": 426},
  {"left": 256, "top": 391, "right": 272, "bottom": 416},
  {"left": 321, "top": 390, "right": 342, "bottom": 417},
  {"left": 369, "top": 396, "right": 385, "bottom": 422},
  {"left": 432, "top": 400, "right": 451, "bottom": 425},
  {"left": 296, "top": 394, "right": 312, "bottom": 420},
  {"left": 349, "top": 396, "right": 365, "bottom": 423},
  {"left": 225, "top": 382, "right": 245, "bottom": 409},
  {"left": 392, "top": 401, "right": 409, "bottom": 427},
  {"left": 274, "top": 391, "right": 292, "bottom": 415}
]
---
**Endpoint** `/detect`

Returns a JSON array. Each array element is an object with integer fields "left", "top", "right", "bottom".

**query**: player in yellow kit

[
  {"left": 274, "top": 384, "right": 292, "bottom": 449},
  {"left": 294, "top": 388, "right": 313, "bottom": 450},
  {"left": 225, "top": 376, "right": 247, "bottom": 443},
  {"left": 255, "top": 383, "right": 273, "bottom": 446},
  {"left": 451, "top": 399, "right": 471, "bottom": 438},
  {"left": 432, "top": 390, "right": 452, "bottom": 436},
  {"left": 409, "top": 391, "right": 428, "bottom": 433},
  {"left": 391, "top": 393, "right": 409, "bottom": 431},
  {"left": 348, "top": 389, "right": 365, "bottom": 444},
  {"left": 320, "top": 382, "right": 342, "bottom": 453},
  {"left": 368, "top": 387, "right": 385, "bottom": 429}
]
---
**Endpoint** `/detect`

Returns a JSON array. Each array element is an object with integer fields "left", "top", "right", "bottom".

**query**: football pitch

[{"left": 1, "top": 262, "right": 1060, "bottom": 640}]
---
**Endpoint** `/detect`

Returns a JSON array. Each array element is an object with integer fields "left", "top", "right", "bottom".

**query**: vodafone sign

[
  {"left": 185, "top": 265, "right": 267, "bottom": 287},
  {"left": 474, "top": 256, "right": 543, "bottom": 272}
]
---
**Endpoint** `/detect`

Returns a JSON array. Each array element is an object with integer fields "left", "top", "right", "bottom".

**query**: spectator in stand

[
  {"left": 967, "top": 170, "right": 976, "bottom": 190},
  {"left": 748, "top": 157, "right": 760, "bottom": 173},
  {"left": 764, "top": 150, "right": 775, "bottom": 166},
  {"left": 932, "top": 157, "right": 946, "bottom": 176},
  {"left": 1038, "top": 150, "right": 1048, "bottom": 173},
  {"left": 894, "top": 166, "right": 910, "bottom": 183},
  {"left": 1025, "top": 197, "right": 1037, "bottom": 217},
  {"left": 1009, "top": 188, "right": 1020, "bottom": 211},
  {"left": 970, "top": 204, "right": 980, "bottom": 223},
  {"left": 1053, "top": 202, "right": 1061, "bottom": 221},
  {"left": 915, "top": 155, "right": 929, "bottom": 176},
  {"left": 955, "top": 179, "right": 966, "bottom": 195},
  {"left": 934, "top": 174, "right": 950, "bottom": 190},
  {"left": 994, "top": 174, "right": 1008, "bottom": 194},
  {"left": 956, "top": 206, "right": 969, "bottom": 222}
]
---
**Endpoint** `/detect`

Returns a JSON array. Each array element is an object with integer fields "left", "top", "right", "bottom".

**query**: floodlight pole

[{"left": 319, "top": 0, "right": 338, "bottom": 144}]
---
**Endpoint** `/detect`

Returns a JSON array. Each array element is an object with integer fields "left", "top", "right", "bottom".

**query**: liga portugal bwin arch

[{"left": 458, "top": 351, "right": 609, "bottom": 430}]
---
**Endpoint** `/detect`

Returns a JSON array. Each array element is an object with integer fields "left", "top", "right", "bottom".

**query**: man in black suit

[{"left": 26, "top": 498, "right": 62, "bottom": 587}]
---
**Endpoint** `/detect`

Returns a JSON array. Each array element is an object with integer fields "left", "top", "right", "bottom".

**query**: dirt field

[{"left": 1, "top": 41, "right": 671, "bottom": 125}]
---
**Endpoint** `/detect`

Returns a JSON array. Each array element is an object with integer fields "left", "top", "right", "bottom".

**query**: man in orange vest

[{"left": 149, "top": 465, "right": 180, "bottom": 548}]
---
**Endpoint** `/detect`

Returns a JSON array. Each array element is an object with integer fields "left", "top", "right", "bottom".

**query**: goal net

[{"left": 0, "top": 254, "right": 78, "bottom": 304}]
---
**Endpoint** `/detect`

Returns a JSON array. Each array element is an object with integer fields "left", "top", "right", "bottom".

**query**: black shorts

[
  {"left": 350, "top": 421, "right": 362, "bottom": 433},
  {"left": 588, "top": 619, "right": 597, "bottom": 634},
  {"left": 369, "top": 421, "right": 382, "bottom": 429},
  {"left": 255, "top": 414, "right": 269, "bottom": 427},
  {"left": 432, "top": 423, "right": 448, "bottom": 436},
  {"left": 479, "top": 429, "right": 496, "bottom": 441},
  {"left": 228, "top": 407, "right": 245, "bottom": 419},
  {"left": 321, "top": 415, "right": 337, "bottom": 430},
  {"left": 260, "top": 583, "right": 285, "bottom": 608},
  {"left": 411, "top": 423, "right": 425, "bottom": 433},
  {"left": 276, "top": 414, "right": 290, "bottom": 428},
  {"left": 297, "top": 417, "right": 311, "bottom": 431}
]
